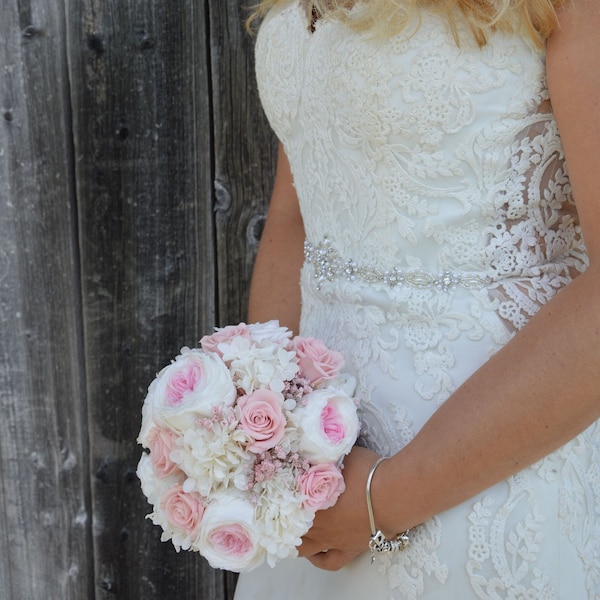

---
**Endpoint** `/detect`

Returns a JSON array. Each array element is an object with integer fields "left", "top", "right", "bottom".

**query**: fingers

[
  {"left": 299, "top": 536, "right": 361, "bottom": 570},
  {"left": 297, "top": 537, "right": 322, "bottom": 558},
  {"left": 306, "top": 549, "right": 360, "bottom": 571}
]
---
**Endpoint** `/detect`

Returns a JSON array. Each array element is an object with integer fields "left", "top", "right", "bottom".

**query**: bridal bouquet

[{"left": 137, "top": 321, "right": 360, "bottom": 572}]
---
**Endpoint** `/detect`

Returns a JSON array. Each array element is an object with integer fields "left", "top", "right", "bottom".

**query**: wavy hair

[{"left": 247, "top": 0, "right": 566, "bottom": 47}]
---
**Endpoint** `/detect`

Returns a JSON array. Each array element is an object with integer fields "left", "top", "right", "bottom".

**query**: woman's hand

[{"left": 298, "top": 445, "right": 381, "bottom": 570}]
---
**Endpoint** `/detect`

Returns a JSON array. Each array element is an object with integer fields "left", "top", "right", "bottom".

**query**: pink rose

[
  {"left": 200, "top": 323, "right": 251, "bottom": 356},
  {"left": 294, "top": 337, "right": 344, "bottom": 385},
  {"left": 238, "top": 389, "right": 286, "bottom": 453},
  {"left": 299, "top": 463, "right": 345, "bottom": 511},
  {"left": 148, "top": 427, "right": 181, "bottom": 478},
  {"left": 161, "top": 485, "right": 205, "bottom": 537}
]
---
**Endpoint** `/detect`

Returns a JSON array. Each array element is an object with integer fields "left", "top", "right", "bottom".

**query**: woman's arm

[
  {"left": 248, "top": 143, "right": 305, "bottom": 332},
  {"left": 301, "top": 0, "right": 600, "bottom": 569}
]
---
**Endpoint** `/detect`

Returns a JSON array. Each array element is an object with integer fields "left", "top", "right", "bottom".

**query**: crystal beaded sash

[{"left": 304, "top": 239, "right": 491, "bottom": 292}]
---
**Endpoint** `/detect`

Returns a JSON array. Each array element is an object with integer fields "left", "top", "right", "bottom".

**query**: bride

[{"left": 235, "top": 0, "right": 600, "bottom": 597}]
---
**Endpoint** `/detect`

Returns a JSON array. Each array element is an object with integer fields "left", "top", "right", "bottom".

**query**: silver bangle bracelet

[{"left": 365, "top": 457, "right": 410, "bottom": 563}]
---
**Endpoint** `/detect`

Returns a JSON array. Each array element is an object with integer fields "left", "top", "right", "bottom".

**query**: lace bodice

[{"left": 255, "top": 2, "right": 587, "bottom": 330}]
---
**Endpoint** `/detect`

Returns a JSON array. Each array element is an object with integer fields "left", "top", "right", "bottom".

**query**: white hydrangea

[
  {"left": 254, "top": 472, "right": 314, "bottom": 566},
  {"left": 171, "top": 411, "right": 252, "bottom": 497},
  {"left": 220, "top": 336, "right": 299, "bottom": 395}
]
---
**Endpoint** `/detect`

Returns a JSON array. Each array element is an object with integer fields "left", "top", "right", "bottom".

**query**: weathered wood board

[{"left": 0, "top": 0, "right": 275, "bottom": 597}]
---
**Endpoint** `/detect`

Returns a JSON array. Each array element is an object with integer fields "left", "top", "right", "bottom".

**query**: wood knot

[
  {"left": 247, "top": 213, "right": 266, "bottom": 248},
  {"left": 214, "top": 179, "right": 233, "bottom": 213},
  {"left": 136, "top": 30, "right": 155, "bottom": 50},
  {"left": 22, "top": 25, "right": 42, "bottom": 39},
  {"left": 87, "top": 33, "right": 105, "bottom": 55},
  {"left": 116, "top": 123, "right": 129, "bottom": 141}
]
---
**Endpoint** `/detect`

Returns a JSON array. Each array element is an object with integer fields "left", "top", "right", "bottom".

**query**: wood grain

[
  {"left": 0, "top": 0, "right": 275, "bottom": 597},
  {"left": 0, "top": 1, "right": 93, "bottom": 598}
]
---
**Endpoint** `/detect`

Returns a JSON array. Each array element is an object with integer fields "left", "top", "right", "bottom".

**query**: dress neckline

[{"left": 300, "top": 0, "right": 322, "bottom": 33}]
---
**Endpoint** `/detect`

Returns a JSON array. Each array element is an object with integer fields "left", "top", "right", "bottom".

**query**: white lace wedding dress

[{"left": 235, "top": 2, "right": 600, "bottom": 598}]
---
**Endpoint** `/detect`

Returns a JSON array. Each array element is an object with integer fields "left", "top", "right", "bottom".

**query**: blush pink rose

[
  {"left": 299, "top": 463, "right": 345, "bottom": 511},
  {"left": 161, "top": 485, "right": 204, "bottom": 537},
  {"left": 294, "top": 337, "right": 344, "bottom": 385},
  {"left": 148, "top": 427, "right": 181, "bottom": 478},
  {"left": 237, "top": 389, "right": 286, "bottom": 453},
  {"left": 200, "top": 323, "right": 251, "bottom": 356}
]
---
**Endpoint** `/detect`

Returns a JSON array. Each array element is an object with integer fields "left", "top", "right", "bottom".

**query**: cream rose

[
  {"left": 247, "top": 320, "right": 292, "bottom": 344},
  {"left": 196, "top": 495, "right": 264, "bottom": 572},
  {"left": 141, "top": 348, "right": 236, "bottom": 437},
  {"left": 294, "top": 388, "right": 360, "bottom": 464},
  {"left": 137, "top": 453, "right": 174, "bottom": 507}
]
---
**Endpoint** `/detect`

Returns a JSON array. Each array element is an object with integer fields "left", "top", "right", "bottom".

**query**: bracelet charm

[{"left": 369, "top": 529, "right": 410, "bottom": 562}]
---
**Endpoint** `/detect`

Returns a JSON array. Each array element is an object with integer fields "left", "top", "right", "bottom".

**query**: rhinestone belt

[{"left": 304, "top": 238, "right": 492, "bottom": 292}]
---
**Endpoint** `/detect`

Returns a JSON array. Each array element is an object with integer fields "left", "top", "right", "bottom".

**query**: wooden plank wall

[{"left": 0, "top": 0, "right": 275, "bottom": 598}]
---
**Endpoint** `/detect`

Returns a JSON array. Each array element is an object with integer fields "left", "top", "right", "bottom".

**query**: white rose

[
  {"left": 293, "top": 388, "right": 360, "bottom": 464},
  {"left": 138, "top": 399, "right": 155, "bottom": 446},
  {"left": 137, "top": 453, "right": 174, "bottom": 507},
  {"left": 248, "top": 320, "right": 293, "bottom": 344},
  {"left": 195, "top": 494, "right": 265, "bottom": 572},
  {"left": 323, "top": 372, "right": 357, "bottom": 397},
  {"left": 140, "top": 348, "right": 236, "bottom": 438}
]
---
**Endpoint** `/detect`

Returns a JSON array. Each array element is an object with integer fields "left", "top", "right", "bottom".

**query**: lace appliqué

[
  {"left": 466, "top": 482, "right": 556, "bottom": 599},
  {"left": 483, "top": 101, "right": 587, "bottom": 331},
  {"left": 531, "top": 424, "right": 600, "bottom": 595}
]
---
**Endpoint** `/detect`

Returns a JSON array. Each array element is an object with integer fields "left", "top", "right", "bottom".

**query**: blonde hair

[{"left": 247, "top": 0, "right": 566, "bottom": 47}]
